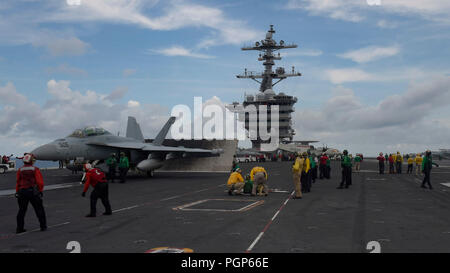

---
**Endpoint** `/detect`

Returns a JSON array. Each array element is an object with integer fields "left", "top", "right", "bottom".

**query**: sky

[{"left": 1, "top": 0, "right": 450, "bottom": 156}]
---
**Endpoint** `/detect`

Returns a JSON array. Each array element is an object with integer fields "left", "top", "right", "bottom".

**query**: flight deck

[{"left": 1, "top": 160, "right": 449, "bottom": 253}]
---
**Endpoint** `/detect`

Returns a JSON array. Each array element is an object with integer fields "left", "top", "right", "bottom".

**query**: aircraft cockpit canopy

[{"left": 68, "top": 127, "right": 111, "bottom": 138}]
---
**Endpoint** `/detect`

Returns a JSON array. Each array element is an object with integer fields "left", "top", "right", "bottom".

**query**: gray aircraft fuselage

[{"left": 32, "top": 134, "right": 146, "bottom": 164}]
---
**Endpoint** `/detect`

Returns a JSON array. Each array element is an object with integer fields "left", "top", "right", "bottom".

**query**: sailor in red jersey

[
  {"left": 319, "top": 153, "right": 329, "bottom": 179},
  {"left": 81, "top": 164, "right": 112, "bottom": 217},
  {"left": 15, "top": 153, "right": 47, "bottom": 233}
]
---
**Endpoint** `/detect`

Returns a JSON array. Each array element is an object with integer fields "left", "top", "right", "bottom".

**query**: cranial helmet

[
  {"left": 23, "top": 154, "right": 34, "bottom": 164},
  {"left": 83, "top": 163, "right": 93, "bottom": 171}
]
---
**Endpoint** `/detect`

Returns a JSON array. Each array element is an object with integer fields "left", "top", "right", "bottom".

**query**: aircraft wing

[
  {"left": 87, "top": 142, "right": 222, "bottom": 156},
  {"left": 87, "top": 141, "right": 146, "bottom": 150},
  {"left": 143, "top": 145, "right": 222, "bottom": 157}
]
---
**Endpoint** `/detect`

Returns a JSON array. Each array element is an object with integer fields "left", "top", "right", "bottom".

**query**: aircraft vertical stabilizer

[
  {"left": 126, "top": 116, "right": 144, "bottom": 141},
  {"left": 153, "top": 117, "right": 176, "bottom": 146}
]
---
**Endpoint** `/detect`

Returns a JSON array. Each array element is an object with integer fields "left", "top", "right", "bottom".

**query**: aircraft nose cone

[{"left": 31, "top": 144, "right": 56, "bottom": 160}]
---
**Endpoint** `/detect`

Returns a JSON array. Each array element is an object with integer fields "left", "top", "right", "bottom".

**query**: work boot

[
  {"left": 85, "top": 213, "right": 96, "bottom": 218},
  {"left": 40, "top": 227, "right": 47, "bottom": 232},
  {"left": 16, "top": 229, "right": 27, "bottom": 234},
  {"left": 103, "top": 212, "right": 112, "bottom": 216}
]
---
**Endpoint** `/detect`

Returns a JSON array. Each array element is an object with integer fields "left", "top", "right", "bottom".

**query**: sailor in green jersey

[
  {"left": 105, "top": 153, "right": 117, "bottom": 183},
  {"left": 309, "top": 154, "right": 317, "bottom": 184},
  {"left": 326, "top": 157, "right": 331, "bottom": 179},
  {"left": 338, "top": 150, "right": 352, "bottom": 189},
  {"left": 118, "top": 152, "right": 130, "bottom": 183},
  {"left": 354, "top": 154, "right": 362, "bottom": 172},
  {"left": 421, "top": 150, "right": 439, "bottom": 189}
]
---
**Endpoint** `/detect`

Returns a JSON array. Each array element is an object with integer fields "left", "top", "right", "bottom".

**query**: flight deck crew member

[
  {"left": 407, "top": 157, "right": 414, "bottom": 174},
  {"left": 292, "top": 153, "right": 304, "bottom": 199},
  {"left": 251, "top": 166, "right": 268, "bottom": 196},
  {"left": 388, "top": 154, "right": 395, "bottom": 174},
  {"left": 326, "top": 157, "right": 331, "bottom": 179},
  {"left": 395, "top": 152, "right": 403, "bottom": 174},
  {"left": 82, "top": 164, "right": 112, "bottom": 217},
  {"left": 338, "top": 150, "right": 352, "bottom": 189},
  {"left": 354, "top": 154, "right": 362, "bottom": 172},
  {"left": 415, "top": 154, "right": 423, "bottom": 175},
  {"left": 118, "top": 152, "right": 129, "bottom": 183},
  {"left": 227, "top": 168, "right": 244, "bottom": 195},
  {"left": 377, "top": 153, "right": 385, "bottom": 174},
  {"left": 319, "top": 153, "right": 328, "bottom": 179},
  {"left": 106, "top": 153, "right": 117, "bottom": 183},
  {"left": 421, "top": 151, "right": 439, "bottom": 190},
  {"left": 301, "top": 152, "right": 311, "bottom": 193},
  {"left": 309, "top": 154, "right": 317, "bottom": 184},
  {"left": 15, "top": 154, "right": 47, "bottom": 233}
]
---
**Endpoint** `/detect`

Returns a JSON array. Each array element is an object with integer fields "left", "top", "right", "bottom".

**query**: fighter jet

[
  {"left": 278, "top": 141, "right": 341, "bottom": 158},
  {"left": 31, "top": 116, "right": 223, "bottom": 176}
]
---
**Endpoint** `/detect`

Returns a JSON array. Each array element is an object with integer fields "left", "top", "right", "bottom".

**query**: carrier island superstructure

[{"left": 229, "top": 25, "right": 301, "bottom": 150}]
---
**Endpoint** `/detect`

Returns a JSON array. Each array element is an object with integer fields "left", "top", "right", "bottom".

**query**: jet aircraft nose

[{"left": 31, "top": 144, "right": 57, "bottom": 160}]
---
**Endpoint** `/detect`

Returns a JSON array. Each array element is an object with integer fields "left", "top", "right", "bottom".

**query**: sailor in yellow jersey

[
  {"left": 227, "top": 168, "right": 244, "bottom": 195},
  {"left": 292, "top": 153, "right": 304, "bottom": 199},
  {"left": 407, "top": 156, "right": 414, "bottom": 174},
  {"left": 415, "top": 154, "right": 423, "bottom": 175},
  {"left": 301, "top": 152, "right": 311, "bottom": 193},
  {"left": 250, "top": 166, "right": 268, "bottom": 196}
]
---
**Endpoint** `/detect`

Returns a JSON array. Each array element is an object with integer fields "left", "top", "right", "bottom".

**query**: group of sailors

[
  {"left": 292, "top": 152, "right": 334, "bottom": 198},
  {"left": 377, "top": 150, "right": 439, "bottom": 189},
  {"left": 227, "top": 151, "right": 334, "bottom": 199},
  {"left": 12, "top": 152, "right": 131, "bottom": 234},
  {"left": 227, "top": 165, "right": 269, "bottom": 196},
  {"left": 1, "top": 154, "right": 12, "bottom": 164}
]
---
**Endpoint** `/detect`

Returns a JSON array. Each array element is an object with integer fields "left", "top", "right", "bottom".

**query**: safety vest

[
  {"left": 83, "top": 168, "right": 107, "bottom": 193},
  {"left": 16, "top": 165, "right": 44, "bottom": 192}
]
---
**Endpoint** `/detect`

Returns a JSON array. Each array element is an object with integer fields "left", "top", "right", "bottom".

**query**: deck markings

[
  {"left": 113, "top": 205, "right": 139, "bottom": 213},
  {"left": 0, "top": 183, "right": 80, "bottom": 197},
  {"left": 246, "top": 190, "right": 295, "bottom": 253},
  {"left": 16, "top": 222, "right": 71, "bottom": 237},
  {"left": 173, "top": 199, "right": 264, "bottom": 212}
]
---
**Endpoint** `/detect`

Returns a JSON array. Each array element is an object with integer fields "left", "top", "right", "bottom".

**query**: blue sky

[{"left": 1, "top": 0, "right": 450, "bottom": 156}]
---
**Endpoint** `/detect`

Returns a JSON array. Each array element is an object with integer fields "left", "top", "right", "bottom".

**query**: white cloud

[
  {"left": 376, "top": 19, "right": 398, "bottom": 29},
  {"left": 337, "top": 45, "right": 400, "bottom": 63},
  {"left": 46, "top": 64, "right": 88, "bottom": 76},
  {"left": 45, "top": 37, "right": 89, "bottom": 56},
  {"left": 123, "top": 68, "right": 137, "bottom": 77},
  {"left": 45, "top": 0, "right": 261, "bottom": 47},
  {"left": 286, "top": 0, "right": 366, "bottom": 22},
  {"left": 151, "top": 46, "right": 214, "bottom": 59},
  {"left": 283, "top": 49, "right": 323, "bottom": 57},
  {"left": 294, "top": 76, "right": 450, "bottom": 155},
  {"left": 286, "top": 0, "right": 450, "bottom": 24},
  {"left": 325, "top": 68, "right": 375, "bottom": 84},
  {"left": 0, "top": 80, "right": 170, "bottom": 146},
  {"left": 0, "top": 0, "right": 260, "bottom": 57},
  {"left": 105, "top": 87, "right": 128, "bottom": 101},
  {"left": 127, "top": 100, "right": 140, "bottom": 107}
]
